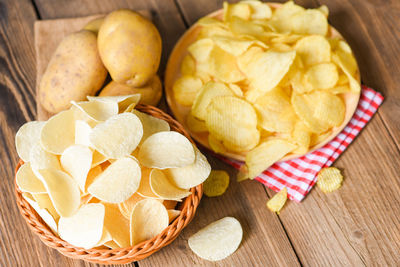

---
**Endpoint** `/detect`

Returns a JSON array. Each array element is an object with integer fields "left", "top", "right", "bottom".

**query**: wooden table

[{"left": 1, "top": 0, "right": 400, "bottom": 266}]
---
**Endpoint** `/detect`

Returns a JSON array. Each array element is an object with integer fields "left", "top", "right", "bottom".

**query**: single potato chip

[
  {"left": 71, "top": 100, "right": 119, "bottom": 122},
  {"left": 118, "top": 193, "right": 145, "bottom": 219},
  {"left": 311, "top": 91, "right": 345, "bottom": 127},
  {"left": 15, "top": 121, "right": 45, "bottom": 162},
  {"left": 75, "top": 120, "right": 92, "bottom": 147},
  {"left": 58, "top": 203, "right": 105, "bottom": 249},
  {"left": 22, "top": 193, "right": 58, "bottom": 233},
  {"left": 88, "top": 157, "right": 141, "bottom": 203},
  {"left": 90, "top": 113, "right": 143, "bottom": 159},
  {"left": 16, "top": 163, "right": 46, "bottom": 193},
  {"left": 186, "top": 113, "right": 208, "bottom": 133},
  {"left": 130, "top": 110, "right": 170, "bottom": 144},
  {"left": 223, "top": 2, "right": 251, "bottom": 21},
  {"left": 165, "top": 148, "right": 211, "bottom": 189},
  {"left": 208, "top": 134, "right": 227, "bottom": 154},
  {"left": 103, "top": 203, "right": 130, "bottom": 248},
  {"left": 181, "top": 54, "right": 196, "bottom": 76},
  {"left": 139, "top": 131, "right": 195, "bottom": 169},
  {"left": 150, "top": 169, "right": 191, "bottom": 201},
  {"left": 203, "top": 170, "right": 230, "bottom": 197},
  {"left": 29, "top": 143, "right": 61, "bottom": 171},
  {"left": 317, "top": 167, "right": 343, "bottom": 193},
  {"left": 31, "top": 193, "right": 59, "bottom": 220},
  {"left": 305, "top": 63, "right": 338, "bottom": 90},
  {"left": 212, "top": 35, "right": 254, "bottom": 56},
  {"left": 271, "top": 1, "right": 304, "bottom": 33},
  {"left": 290, "top": 9, "right": 328, "bottom": 35},
  {"left": 208, "top": 46, "right": 246, "bottom": 83},
  {"left": 292, "top": 121, "right": 311, "bottom": 155},
  {"left": 243, "top": 0, "right": 272, "bottom": 19},
  {"left": 188, "top": 217, "right": 242, "bottom": 261},
  {"left": 130, "top": 199, "right": 169, "bottom": 245},
  {"left": 92, "top": 150, "right": 108, "bottom": 168},
  {"left": 294, "top": 35, "right": 331, "bottom": 67},
  {"left": 188, "top": 38, "right": 214, "bottom": 62},
  {"left": 136, "top": 167, "right": 161, "bottom": 199},
  {"left": 173, "top": 75, "right": 203, "bottom": 106},
  {"left": 86, "top": 94, "right": 141, "bottom": 113},
  {"left": 266, "top": 187, "right": 287, "bottom": 213},
  {"left": 167, "top": 209, "right": 181, "bottom": 223}
]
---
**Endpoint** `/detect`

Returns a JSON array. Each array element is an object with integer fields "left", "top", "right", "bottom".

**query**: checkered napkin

[{"left": 218, "top": 86, "right": 384, "bottom": 202}]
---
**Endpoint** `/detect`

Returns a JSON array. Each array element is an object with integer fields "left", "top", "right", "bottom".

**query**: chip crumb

[
  {"left": 267, "top": 187, "right": 287, "bottom": 214},
  {"left": 203, "top": 170, "right": 230, "bottom": 197},
  {"left": 317, "top": 167, "right": 343, "bottom": 193}
]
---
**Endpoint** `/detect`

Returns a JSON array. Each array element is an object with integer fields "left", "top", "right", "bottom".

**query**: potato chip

[
  {"left": 266, "top": 187, "right": 287, "bottom": 213},
  {"left": 104, "top": 240, "right": 120, "bottom": 249},
  {"left": 90, "top": 113, "right": 143, "bottom": 159},
  {"left": 228, "top": 83, "right": 244, "bottom": 98},
  {"left": 203, "top": 170, "right": 230, "bottom": 197},
  {"left": 312, "top": 91, "right": 345, "bottom": 127},
  {"left": 31, "top": 193, "right": 59, "bottom": 220},
  {"left": 74, "top": 120, "right": 92, "bottom": 147},
  {"left": 92, "top": 150, "right": 108, "bottom": 168},
  {"left": 310, "top": 130, "right": 332, "bottom": 147},
  {"left": 271, "top": 1, "right": 304, "bottom": 33},
  {"left": 208, "top": 46, "right": 245, "bottom": 83},
  {"left": 40, "top": 109, "right": 75, "bottom": 155},
  {"left": 332, "top": 49, "right": 360, "bottom": 93},
  {"left": 330, "top": 85, "right": 350, "bottom": 95},
  {"left": 150, "top": 169, "right": 191, "bottom": 200},
  {"left": 118, "top": 193, "right": 145, "bottom": 219},
  {"left": 71, "top": 100, "right": 119, "bottom": 122},
  {"left": 292, "top": 121, "right": 311, "bottom": 155},
  {"left": 58, "top": 203, "right": 105, "bottom": 249},
  {"left": 95, "top": 227, "right": 112, "bottom": 247},
  {"left": 205, "top": 96, "right": 260, "bottom": 152},
  {"left": 294, "top": 35, "right": 331, "bottom": 67},
  {"left": 212, "top": 35, "right": 254, "bottom": 56},
  {"left": 136, "top": 167, "right": 160, "bottom": 199},
  {"left": 165, "top": 148, "right": 211, "bottom": 189},
  {"left": 131, "top": 110, "right": 170, "bottom": 144},
  {"left": 103, "top": 203, "right": 130, "bottom": 248},
  {"left": 305, "top": 63, "right": 338, "bottom": 90},
  {"left": 192, "top": 81, "right": 234, "bottom": 120},
  {"left": 188, "top": 217, "right": 242, "bottom": 261},
  {"left": 139, "top": 131, "right": 195, "bottom": 169},
  {"left": 163, "top": 200, "right": 178, "bottom": 210},
  {"left": 36, "top": 169, "right": 80, "bottom": 217},
  {"left": 198, "top": 24, "right": 234, "bottom": 39},
  {"left": 16, "top": 163, "right": 46, "bottom": 193},
  {"left": 81, "top": 194, "right": 94, "bottom": 205},
  {"left": 237, "top": 165, "right": 249, "bottom": 182},
  {"left": 208, "top": 134, "right": 227, "bottom": 154},
  {"left": 15, "top": 121, "right": 45, "bottom": 162},
  {"left": 290, "top": 9, "right": 328, "bottom": 36},
  {"left": 173, "top": 75, "right": 203, "bottom": 106},
  {"left": 317, "top": 167, "right": 343, "bottom": 193},
  {"left": 188, "top": 38, "right": 214, "bottom": 62},
  {"left": 243, "top": 0, "right": 272, "bottom": 20},
  {"left": 86, "top": 94, "right": 141, "bottom": 113},
  {"left": 246, "top": 139, "right": 296, "bottom": 178},
  {"left": 88, "top": 157, "right": 141, "bottom": 203},
  {"left": 229, "top": 16, "right": 264, "bottom": 37},
  {"left": 186, "top": 113, "right": 208, "bottom": 133},
  {"left": 22, "top": 193, "right": 58, "bottom": 233},
  {"left": 167, "top": 209, "right": 181, "bottom": 223},
  {"left": 181, "top": 54, "right": 196, "bottom": 76},
  {"left": 130, "top": 199, "right": 169, "bottom": 245},
  {"left": 29, "top": 143, "right": 61, "bottom": 171},
  {"left": 223, "top": 2, "right": 251, "bottom": 21}
]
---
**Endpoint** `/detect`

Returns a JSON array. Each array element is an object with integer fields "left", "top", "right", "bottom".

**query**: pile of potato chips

[
  {"left": 15, "top": 94, "right": 211, "bottom": 249},
  {"left": 173, "top": 1, "right": 360, "bottom": 180}
]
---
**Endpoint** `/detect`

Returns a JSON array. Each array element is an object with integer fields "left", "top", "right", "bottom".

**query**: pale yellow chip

[
  {"left": 86, "top": 94, "right": 141, "bottom": 113},
  {"left": 40, "top": 109, "right": 75, "bottom": 155},
  {"left": 181, "top": 54, "right": 196, "bottom": 76},
  {"left": 191, "top": 81, "right": 234, "bottom": 121},
  {"left": 31, "top": 193, "right": 59, "bottom": 220},
  {"left": 228, "top": 16, "right": 264, "bottom": 37},
  {"left": 95, "top": 227, "right": 113, "bottom": 247},
  {"left": 205, "top": 96, "right": 260, "bottom": 152},
  {"left": 290, "top": 9, "right": 328, "bottom": 36},
  {"left": 167, "top": 209, "right": 181, "bottom": 223},
  {"left": 60, "top": 145, "right": 93, "bottom": 192},
  {"left": 242, "top": 0, "right": 272, "bottom": 19},
  {"left": 103, "top": 203, "right": 130, "bottom": 248},
  {"left": 173, "top": 75, "right": 203, "bottom": 106},
  {"left": 271, "top": 1, "right": 304, "bottom": 33},
  {"left": 130, "top": 199, "right": 169, "bottom": 246},
  {"left": 186, "top": 113, "right": 208, "bottom": 133},
  {"left": 165, "top": 148, "right": 211, "bottom": 189},
  {"left": 305, "top": 63, "right": 338, "bottom": 90},
  {"left": 332, "top": 53, "right": 360, "bottom": 93},
  {"left": 208, "top": 134, "right": 227, "bottom": 154},
  {"left": 150, "top": 169, "right": 191, "bottom": 201},
  {"left": 317, "top": 167, "right": 343, "bottom": 193},
  {"left": 16, "top": 163, "right": 46, "bottom": 193},
  {"left": 208, "top": 46, "right": 246, "bottom": 83},
  {"left": 92, "top": 150, "right": 108, "bottom": 168},
  {"left": 104, "top": 240, "right": 120, "bottom": 249},
  {"left": 88, "top": 157, "right": 141, "bottom": 203},
  {"left": 294, "top": 35, "right": 331, "bottom": 67},
  {"left": 223, "top": 2, "right": 251, "bottom": 21},
  {"left": 203, "top": 170, "right": 230, "bottom": 197},
  {"left": 74, "top": 120, "right": 92, "bottom": 147},
  {"left": 36, "top": 169, "right": 80, "bottom": 217},
  {"left": 188, "top": 217, "right": 242, "bottom": 261},
  {"left": 71, "top": 100, "right": 119, "bottom": 122},
  {"left": 291, "top": 121, "right": 311, "bottom": 155},
  {"left": 90, "top": 113, "right": 143, "bottom": 159},
  {"left": 58, "top": 203, "right": 105, "bottom": 249},
  {"left": 22, "top": 193, "right": 58, "bottom": 233},
  {"left": 118, "top": 193, "right": 145, "bottom": 219},
  {"left": 136, "top": 167, "right": 161, "bottom": 199},
  {"left": 311, "top": 91, "right": 345, "bottom": 127},
  {"left": 130, "top": 110, "right": 170, "bottom": 144},
  {"left": 138, "top": 131, "right": 195, "bottom": 169},
  {"left": 211, "top": 35, "right": 255, "bottom": 56},
  {"left": 330, "top": 85, "right": 351, "bottom": 95},
  {"left": 310, "top": 130, "right": 332, "bottom": 147},
  {"left": 266, "top": 187, "right": 287, "bottom": 213},
  {"left": 227, "top": 83, "right": 244, "bottom": 98},
  {"left": 188, "top": 38, "right": 214, "bottom": 62},
  {"left": 29, "top": 143, "right": 61, "bottom": 171},
  {"left": 15, "top": 121, "right": 45, "bottom": 162},
  {"left": 246, "top": 139, "right": 296, "bottom": 178}
]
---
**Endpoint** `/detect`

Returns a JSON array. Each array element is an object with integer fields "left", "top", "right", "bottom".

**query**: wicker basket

[{"left": 14, "top": 104, "right": 203, "bottom": 264}]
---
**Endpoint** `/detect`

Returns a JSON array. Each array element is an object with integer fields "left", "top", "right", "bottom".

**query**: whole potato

[
  {"left": 39, "top": 30, "right": 107, "bottom": 113},
  {"left": 99, "top": 75, "right": 162, "bottom": 106},
  {"left": 97, "top": 9, "right": 162, "bottom": 87},
  {"left": 83, "top": 17, "right": 105, "bottom": 34}
]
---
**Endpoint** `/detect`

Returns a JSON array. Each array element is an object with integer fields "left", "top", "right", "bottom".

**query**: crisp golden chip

[
  {"left": 294, "top": 35, "right": 331, "bottom": 66},
  {"left": 130, "top": 199, "right": 169, "bottom": 245},
  {"left": 192, "top": 81, "right": 234, "bottom": 120},
  {"left": 246, "top": 139, "right": 296, "bottom": 178},
  {"left": 95, "top": 227, "right": 113, "bottom": 247},
  {"left": 198, "top": 24, "right": 233, "bottom": 39},
  {"left": 167, "top": 209, "right": 181, "bottom": 223},
  {"left": 212, "top": 35, "right": 254, "bottom": 56},
  {"left": 310, "top": 130, "right": 332, "bottom": 147},
  {"left": 243, "top": 0, "right": 272, "bottom": 19},
  {"left": 84, "top": 166, "right": 102, "bottom": 193},
  {"left": 317, "top": 167, "right": 343, "bottom": 193},
  {"left": 150, "top": 169, "right": 191, "bottom": 200},
  {"left": 173, "top": 75, "right": 203, "bottom": 106},
  {"left": 208, "top": 134, "right": 227, "bottom": 154},
  {"left": 203, "top": 170, "right": 230, "bottom": 197},
  {"left": 60, "top": 145, "right": 93, "bottom": 192},
  {"left": 305, "top": 63, "right": 338, "bottom": 90},
  {"left": 92, "top": 150, "right": 108, "bottom": 168},
  {"left": 71, "top": 100, "right": 119, "bottom": 122},
  {"left": 136, "top": 167, "right": 160, "bottom": 199},
  {"left": 205, "top": 96, "right": 260, "bottom": 152},
  {"left": 208, "top": 46, "right": 245, "bottom": 83},
  {"left": 40, "top": 109, "right": 75, "bottom": 155},
  {"left": 271, "top": 34, "right": 302, "bottom": 45},
  {"left": 317, "top": 5, "right": 329, "bottom": 17},
  {"left": 311, "top": 91, "right": 345, "bottom": 127},
  {"left": 31, "top": 193, "right": 59, "bottom": 220},
  {"left": 292, "top": 121, "right": 311, "bottom": 155},
  {"left": 58, "top": 203, "right": 105, "bottom": 249},
  {"left": 290, "top": 9, "right": 328, "bottom": 35},
  {"left": 229, "top": 16, "right": 264, "bottom": 37},
  {"left": 131, "top": 110, "right": 170, "bottom": 144},
  {"left": 186, "top": 113, "right": 208, "bottom": 133},
  {"left": 16, "top": 163, "right": 46, "bottom": 193},
  {"left": 139, "top": 131, "right": 195, "bottom": 169},
  {"left": 332, "top": 42, "right": 360, "bottom": 93},
  {"left": 188, "top": 217, "right": 242, "bottom": 261},
  {"left": 330, "top": 85, "right": 351, "bottom": 95},
  {"left": 223, "top": 2, "right": 251, "bottom": 21},
  {"left": 36, "top": 169, "right": 80, "bottom": 217},
  {"left": 181, "top": 54, "right": 196, "bottom": 76},
  {"left": 266, "top": 187, "right": 287, "bottom": 213},
  {"left": 271, "top": 1, "right": 304, "bottom": 33},
  {"left": 75, "top": 120, "right": 92, "bottom": 147},
  {"left": 118, "top": 193, "right": 145, "bottom": 219},
  {"left": 237, "top": 165, "right": 249, "bottom": 182},
  {"left": 88, "top": 157, "right": 141, "bottom": 203},
  {"left": 90, "top": 113, "right": 143, "bottom": 159},
  {"left": 104, "top": 240, "right": 120, "bottom": 249},
  {"left": 86, "top": 94, "right": 141, "bottom": 113},
  {"left": 228, "top": 83, "right": 244, "bottom": 97},
  {"left": 188, "top": 38, "right": 214, "bottom": 62},
  {"left": 165, "top": 148, "right": 211, "bottom": 189},
  {"left": 15, "top": 121, "right": 45, "bottom": 162},
  {"left": 103, "top": 203, "right": 130, "bottom": 248},
  {"left": 29, "top": 143, "right": 61, "bottom": 171},
  {"left": 22, "top": 193, "right": 58, "bottom": 233}
]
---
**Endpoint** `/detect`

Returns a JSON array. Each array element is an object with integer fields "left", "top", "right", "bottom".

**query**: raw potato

[
  {"left": 98, "top": 9, "right": 162, "bottom": 87},
  {"left": 83, "top": 17, "right": 105, "bottom": 34},
  {"left": 100, "top": 76, "right": 163, "bottom": 106},
  {"left": 39, "top": 30, "right": 107, "bottom": 113}
]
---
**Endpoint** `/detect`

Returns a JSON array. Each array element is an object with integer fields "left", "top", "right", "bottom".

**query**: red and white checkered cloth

[{"left": 218, "top": 85, "right": 384, "bottom": 202}]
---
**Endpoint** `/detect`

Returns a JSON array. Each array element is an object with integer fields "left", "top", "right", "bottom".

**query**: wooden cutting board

[{"left": 34, "top": 11, "right": 151, "bottom": 121}]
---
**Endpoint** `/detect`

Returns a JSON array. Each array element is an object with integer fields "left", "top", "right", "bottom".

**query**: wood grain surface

[{"left": 1, "top": 0, "right": 399, "bottom": 266}]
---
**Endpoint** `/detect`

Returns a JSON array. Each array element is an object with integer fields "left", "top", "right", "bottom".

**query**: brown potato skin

[
  {"left": 99, "top": 75, "right": 162, "bottom": 106},
  {"left": 39, "top": 30, "right": 107, "bottom": 113},
  {"left": 97, "top": 9, "right": 162, "bottom": 87}
]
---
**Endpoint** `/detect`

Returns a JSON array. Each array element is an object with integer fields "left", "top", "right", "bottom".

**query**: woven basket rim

[{"left": 14, "top": 104, "right": 203, "bottom": 264}]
